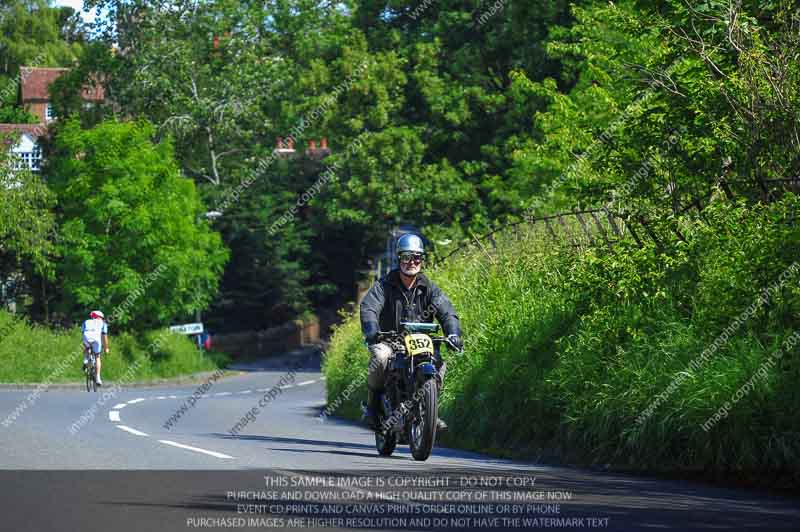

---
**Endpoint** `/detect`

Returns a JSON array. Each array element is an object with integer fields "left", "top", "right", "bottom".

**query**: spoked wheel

[
  {"left": 86, "top": 355, "right": 97, "bottom": 392},
  {"left": 375, "top": 395, "right": 398, "bottom": 456},
  {"left": 410, "top": 379, "right": 438, "bottom": 461}
]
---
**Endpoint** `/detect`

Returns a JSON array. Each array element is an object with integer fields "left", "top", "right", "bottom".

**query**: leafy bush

[
  {"left": 323, "top": 197, "right": 800, "bottom": 482},
  {"left": 0, "top": 311, "right": 227, "bottom": 383}
]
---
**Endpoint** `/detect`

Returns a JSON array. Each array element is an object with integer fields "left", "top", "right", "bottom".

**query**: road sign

[{"left": 169, "top": 322, "right": 204, "bottom": 335}]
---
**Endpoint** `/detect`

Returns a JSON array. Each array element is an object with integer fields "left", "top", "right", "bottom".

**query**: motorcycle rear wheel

[{"left": 376, "top": 429, "right": 397, "bottom": 456}]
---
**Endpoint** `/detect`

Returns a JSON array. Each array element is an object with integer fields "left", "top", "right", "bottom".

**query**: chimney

[{"left": 274, "top": 136, "right": 297, "bottom": 158}]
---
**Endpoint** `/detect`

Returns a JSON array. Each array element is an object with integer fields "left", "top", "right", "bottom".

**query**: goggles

[{"left": 399, "top": 252, "right": 424, "bottom": 264}]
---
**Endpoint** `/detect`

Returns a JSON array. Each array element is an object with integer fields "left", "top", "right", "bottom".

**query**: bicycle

[{"left": 84, "top": 346, "right": 98, "bottom": 393}]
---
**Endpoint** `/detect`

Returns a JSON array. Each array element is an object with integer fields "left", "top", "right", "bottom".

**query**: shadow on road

[{"left": 206, "top": 432, "right": 378, "bottom": 452}]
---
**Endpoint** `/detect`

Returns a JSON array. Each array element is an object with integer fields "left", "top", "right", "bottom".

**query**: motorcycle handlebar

[{"left": 376, "top": 331, "right": 461, "bottom": 351}]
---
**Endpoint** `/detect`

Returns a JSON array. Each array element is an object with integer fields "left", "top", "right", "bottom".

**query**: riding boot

[{"left": 363, "top": 388, "right": 382, "bottom": 430}]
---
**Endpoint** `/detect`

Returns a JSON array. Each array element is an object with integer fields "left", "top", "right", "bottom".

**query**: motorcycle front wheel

[{"left": 410, "top": 379, "right": 438, "bottom": 461}]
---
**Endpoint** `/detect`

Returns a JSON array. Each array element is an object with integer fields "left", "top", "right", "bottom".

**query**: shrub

[{"left": 323, "top": 197, "right": 800, "bottom": 482}]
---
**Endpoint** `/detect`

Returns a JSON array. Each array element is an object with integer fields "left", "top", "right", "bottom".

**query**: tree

[
  {"left": 0, "top": 0, "right": 83, "bottom": 75},
  {"left": 0, "top": 0, "right": 85, "bottom": 125},
  {"left": 45, "top": 118, "right": 229, "bottom": 329},
  {"left": 0, "top": 137, "right": 56, "bottom": 310},
  {"left": 80, "top": 0, "right": 283, "bottom": 187},
  {"left": 534, "top": 0, "right": 800, "bottom": 213}
]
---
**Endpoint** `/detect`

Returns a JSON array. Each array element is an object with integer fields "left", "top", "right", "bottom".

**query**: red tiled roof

[
  {"left": 20, "top": 67, "right": 105, "bottom": 102},
  {"left": 0, "top": 124, "right": 47, "bottom": 138}
]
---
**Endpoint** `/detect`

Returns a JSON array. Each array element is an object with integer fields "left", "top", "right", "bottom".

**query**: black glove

[
  {"left": 363, "top": 321, "right": 379, "bottom": 345},
  {"left": 447, "top": 334, "right": 464, "bottom": 351}
]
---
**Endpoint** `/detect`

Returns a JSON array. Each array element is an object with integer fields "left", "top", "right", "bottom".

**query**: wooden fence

[{"left": 440, "top": 176, "right": 799, "bottom": 261}]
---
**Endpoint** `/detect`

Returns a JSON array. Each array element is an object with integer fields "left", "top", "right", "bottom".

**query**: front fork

[{"left": 380, "top": 355, "right": 442, "bottom": 434}]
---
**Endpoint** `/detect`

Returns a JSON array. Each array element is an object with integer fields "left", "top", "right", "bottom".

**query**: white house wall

[{"left": 11, "top": 133, "right": 38, "bottom": 154}]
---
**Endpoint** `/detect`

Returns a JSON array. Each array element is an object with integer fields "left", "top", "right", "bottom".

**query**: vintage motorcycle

[{"left": 364, "top": 322, "right": 460, "bottom": 461}]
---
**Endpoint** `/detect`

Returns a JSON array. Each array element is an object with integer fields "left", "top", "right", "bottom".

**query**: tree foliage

[
  {"left": 45, "top": 119, "right": 229, "bottom": 329},
  {"left": 35, "top": 0, "right": 800, "bottom": 329},
  {"left": 0, "top": 140, "right": 56, "bottom": 308}
]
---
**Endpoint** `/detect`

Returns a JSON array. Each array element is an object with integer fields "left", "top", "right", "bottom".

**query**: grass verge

[
  {"left": 323, "top": 197, "right": 800, "bottom": 488},
  {"left": 0, "top": 312, "right": 228, "bottom": 383}
]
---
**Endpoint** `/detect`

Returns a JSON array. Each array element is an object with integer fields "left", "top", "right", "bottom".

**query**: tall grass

[
  {"left": 323, "top": 196, "right": 800, "bottom": 482},
  {"left": 0, "top": 312, "right": 227, "bottom": 383}
]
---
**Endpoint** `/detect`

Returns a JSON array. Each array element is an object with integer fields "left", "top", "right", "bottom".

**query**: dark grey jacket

[{"left": 360, "top": 269, "right": 461, "bottom": 342}]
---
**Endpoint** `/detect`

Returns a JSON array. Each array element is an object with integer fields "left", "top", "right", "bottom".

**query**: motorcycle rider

[{"left": 360, "top": 233, "right": 463, "bottom": 431}]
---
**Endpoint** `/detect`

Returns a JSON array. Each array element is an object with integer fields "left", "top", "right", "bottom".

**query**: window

[
  {"left": 46, "top": 103, "right": 56, "bottom": 121},
  {"left": 14, "top": 144, "right": 42, "bottom": 172},
  {"left": 30, "top": 144, "right": 42, "bottom": 171}
]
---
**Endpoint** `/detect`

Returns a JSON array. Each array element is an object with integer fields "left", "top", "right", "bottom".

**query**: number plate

[{"left": 404, "top": 333, "right": 433, "bottom": 357}]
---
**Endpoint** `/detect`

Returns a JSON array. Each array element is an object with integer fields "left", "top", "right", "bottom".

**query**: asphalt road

[{"left": 1, "top": 349, "right": 798, "bottom": 532}]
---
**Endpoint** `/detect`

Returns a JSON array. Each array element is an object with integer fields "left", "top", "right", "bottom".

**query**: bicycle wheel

[{"left": 85, "top": 356, "right": 92, "bottom": 392}]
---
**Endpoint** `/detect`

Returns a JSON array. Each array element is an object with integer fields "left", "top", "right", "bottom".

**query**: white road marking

[
  {"left": 127, "top": 398, "right": 145, "bottom": 404},
  {"left": 279, "top": 385, "right": 294, "bottom": 390},
  {"left": 255, "top": 388, "right": 268, "bottom": 392},
  {"left": 320, "top": 376, "right": 326, "bottom": 380},
  {"left": 158, "top": 440, "right": 234, "bottom": 459},
  {"left": 296, "top": 380, "right": 316, "bottom": 386},
  {"left": 168, "top": 395, "right": 178, "bottom": 399},
  {"left": 117, "top": 425, "right": 148, "bottom": 437},
  {"left": 238, "top": 390, "right": 253, "bottom": 394},
  {"left": 156, "top": 396, "right": 167, "bottom": 400},
  {"left": 215, "top": 392, "right": 232, "bottom": 396},
  {"left": 112, "top": 403, "right": 127, "bottom": 409},
  {"left": 108, "top": 410, "right": 121, "bottom": 422}
]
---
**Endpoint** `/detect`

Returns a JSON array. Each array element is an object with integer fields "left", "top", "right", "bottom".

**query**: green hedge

[
  {"left": 0, "top": 312, "right": 228, "bottom": 383},
  {"left": 323, "top": 197, "right": 800, "bottom": 482}
]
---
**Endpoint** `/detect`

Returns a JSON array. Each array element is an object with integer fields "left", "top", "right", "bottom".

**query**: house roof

[
  {"left": 20, "top": 67, "right": 105, "bottom": 102},
  {"left": 0, "top": 124, "right": 46, "bottom": 138}
]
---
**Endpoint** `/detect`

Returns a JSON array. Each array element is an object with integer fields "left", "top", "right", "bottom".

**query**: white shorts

[{"left": 83, "top": 340, "right": 102, "bottom": 356}]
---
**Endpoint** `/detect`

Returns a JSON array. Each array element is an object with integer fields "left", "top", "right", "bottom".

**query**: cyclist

[
  {"left": 360, "top": 233, "right": 463, "bottom": 430},
  {"left": 82, "top": 310, "right": 109, "bottom": 385}
]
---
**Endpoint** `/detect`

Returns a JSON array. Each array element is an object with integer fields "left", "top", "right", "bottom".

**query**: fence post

[
  {"left": 589, "top": 210, "right": 613, "bottom": 250},
  {"left": 717, "top": 176, "right": 736, "bottom": 202},
  {"left": 755, "top": 171, "right": 773, "bottom": 203},
  {"left": 557, "top": 214, "right": 579, "bottom": 248},
  {"left": 543, "top": 218, "right": 558, "bottom": 241},
  {"left": 604, "top": 208, "right": 622, "bottom": 238},
  {"left": 638, "top": 215, "right": 663, "bottom": 250},
  {"left": 574, "top": 209, "right": 595, "bottom": 247},
  {"left": 622, "top": 215, "right": 644, "bottom": 247}
]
